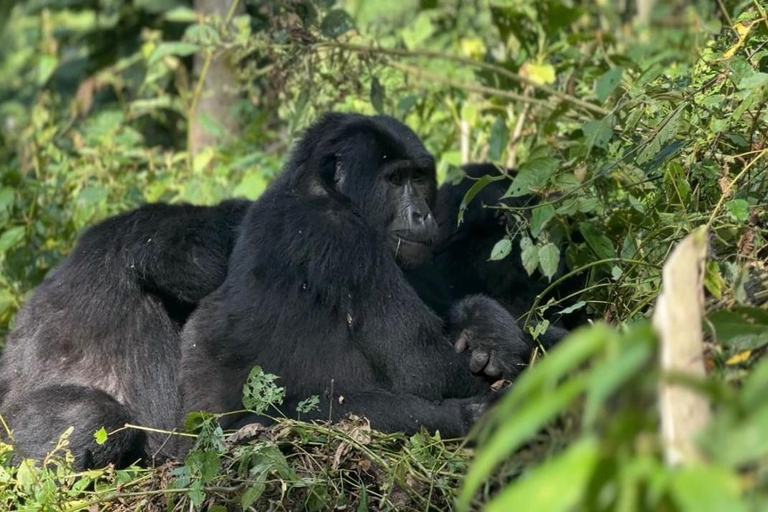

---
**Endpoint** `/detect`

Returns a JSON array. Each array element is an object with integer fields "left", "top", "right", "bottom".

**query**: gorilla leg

[{"left": 3, "top": 386, "right": 144, "bottom": 470}]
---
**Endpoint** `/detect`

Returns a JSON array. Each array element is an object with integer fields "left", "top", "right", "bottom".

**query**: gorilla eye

[{"left": 388, "top": 173, "right": 404, "bottom": 186}]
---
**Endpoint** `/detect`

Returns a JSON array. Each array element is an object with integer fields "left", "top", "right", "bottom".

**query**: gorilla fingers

[{"left": 449, "top": 295, "right": 534, "bottom": 380}]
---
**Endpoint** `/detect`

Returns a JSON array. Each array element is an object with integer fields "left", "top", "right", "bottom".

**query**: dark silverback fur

[{"left": 0, "top": 200, "right": 249, "bottom": 469}]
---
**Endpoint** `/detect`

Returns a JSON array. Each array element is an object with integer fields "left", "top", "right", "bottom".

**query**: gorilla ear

[{"left": 319, "top": 152, "right": 346, "bottom": 192}]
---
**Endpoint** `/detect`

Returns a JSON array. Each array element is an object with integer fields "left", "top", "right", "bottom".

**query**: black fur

[
  {"left": 407, "top": 163, "right": 587, "bottom": 346},
  {"left": 0, "top": 200, "right": 249, "bottom": 469},
  {"left": 178, "top": 114, "right": 531, "bottom": 441}
]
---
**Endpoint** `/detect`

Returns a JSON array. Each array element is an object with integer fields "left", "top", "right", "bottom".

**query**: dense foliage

[{"left": 0, "top": 0, "right": 767, "bottom": 509}]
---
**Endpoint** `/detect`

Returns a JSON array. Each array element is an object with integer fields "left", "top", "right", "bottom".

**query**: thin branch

[
  {"left": 315, "top": 42, "right": 611, "bottom": 116},
  {"left": 706, "top": 147, "right": 768, "bottom": 227},
  {"left": 388, "top": 61, "right": 556, "bottom": 110}
]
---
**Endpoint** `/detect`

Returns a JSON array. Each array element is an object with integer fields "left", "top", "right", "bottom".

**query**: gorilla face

[
  {"left": 379, "top": 157, "right": 438, "bottom": 267},
  {"left": 289, "top": 113, "right": 439, "bottom": 268}
]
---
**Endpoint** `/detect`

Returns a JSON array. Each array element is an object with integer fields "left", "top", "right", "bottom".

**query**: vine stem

[
  {"left": 706, "top": 147, "right": 768, "bottom": 227},
  {"left": 315, "top": 42, "right": 611, "bottom": 116}
]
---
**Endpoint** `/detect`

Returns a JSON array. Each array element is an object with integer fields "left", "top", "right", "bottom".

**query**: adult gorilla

[
  {"left": 407, "top": 163, "right": 586, "bottom": 343},
  {"left": 0, "top": 200, "right": 249, "bottom": 469},
  {"left": 179, "top": 114, "right": 532, "bottom": 438}
]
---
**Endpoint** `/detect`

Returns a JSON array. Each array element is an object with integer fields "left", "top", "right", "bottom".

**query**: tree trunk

[{"left": 189, "top": 0, "right": 244, "bottom": 155}]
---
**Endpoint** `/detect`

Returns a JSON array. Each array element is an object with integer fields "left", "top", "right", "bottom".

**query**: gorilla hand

[{"left": 449, "top": 295, "right": 533, "bottom": 379}]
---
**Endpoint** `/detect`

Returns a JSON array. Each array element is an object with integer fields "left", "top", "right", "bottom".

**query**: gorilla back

[
  {"left": 0, "top": 200, "right": 248, "bottom": 469},
  {"left": 180, "top": 114, "right": 533, "bottom": 441}
]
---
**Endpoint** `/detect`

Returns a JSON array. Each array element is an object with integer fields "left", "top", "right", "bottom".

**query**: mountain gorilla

[
  {"left": 0, "top": 200, "right": 249, "bottom": 469},
  {"left": 178, "top": 114, "right": 534, "bottom": 439},
  {"left": 407, "top": 163, "right": 586, "bottom": 344}
]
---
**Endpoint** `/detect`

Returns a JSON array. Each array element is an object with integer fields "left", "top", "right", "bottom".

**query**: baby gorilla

[{"left": 179, "top": 113, "right": 534, "bottom": 440}]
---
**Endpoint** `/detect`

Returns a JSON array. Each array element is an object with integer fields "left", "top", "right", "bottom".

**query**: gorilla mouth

[{"left": 390, "top": 233, "right": 434, "bottom": 246}]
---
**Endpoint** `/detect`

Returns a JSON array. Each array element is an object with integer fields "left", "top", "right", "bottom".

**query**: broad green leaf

[
  {"left": 596, "top": 67, "right": 623, "bottom": 102},
  {"left": 488, "top": 116, "right": 509, "bottom": 162},
  {"left": 402, "top": 12, "right": 434, "bottom": 49},
  {"left": 583, "top": 115, "right": 614, "bottom": 152},
  {"left": 241, "top": 472, "right": 268, "bottom": 509},
  {"left": 36, "top": 55, "right": 58, "bottom": 86},
  {"left": 670, "top": 465, "right": 746, "bottom": 512},
  {"left": 725, "top": 199, "right": 749, "bottom": 222},
  {"left": 486, "top": 438, "right": 599, "bottom": 512},
  {"left": 458, "top": 175, "right": 498, "bottom": 225},
  {"left": 0, "top": 226, "right": 25, "bottom": 255},
  {"left": 538, "top": 243, "right": 560, "bottom": 280},
  {"left": 234, "top": 172, "right": 268, "bottom": 200},
  {"left": 459, "top": 324, "right": 612, "bottom": 510},
  {"left": 705, "top": 307, "right": 768, "bottom": 351},
  {"left": 530, "top": 204, "right": 555, "bottom": 238},
  {"left": 504, "top": 156, "right": 558, "bottom": 198},
  {"left": 148, "top": 42, "right": 200, "bottom": 65},
  {"left": 489, "top": 238, "right": 512, "bottom": 261},
  {"left": 579, "top": 222, "right": 614, "bottom": 260},
  {"left": 94, "top": 427, "right": 108, "bottom": 445},
  {"left": 584, "top": 331, "right": 653, "bottom": 425},
  {"left": 193, "top": 147, "right": 215, "bottom": 173},
  {"left": 520, "top": 237, "right": 539, "bottom": 276}
]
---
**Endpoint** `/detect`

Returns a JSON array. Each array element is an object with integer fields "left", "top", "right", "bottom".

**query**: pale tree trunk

[
  {"left": 635, "top": 0, "right": 657, "bottom": 26},
  {"left": 189, "top": 0, "right": 244, "bottom": 155}
]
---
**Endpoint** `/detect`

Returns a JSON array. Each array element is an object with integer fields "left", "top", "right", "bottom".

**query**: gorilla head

[{"left": 277, "top": 113, "right": 439, "bottom": 267}]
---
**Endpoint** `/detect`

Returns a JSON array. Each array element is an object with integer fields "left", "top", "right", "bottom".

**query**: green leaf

[
  {"left": 148, "top": 42, "right": 200, "bottom": 65},
  {"left": 486, "top": 438, "right": 599, "bottom": 512},
  {"left": 725, "top": 199, "right": 749, "bottom": 222},
  {"left": 0, "top": 226, "right": 25, "bottom": 255},
  {"left": 596, "top": 67, "right": 623, "bottom": 102},
  {"left": 458, "top": 325, "right": 611, "bottom": 510},
  {"left": 321, "top": 9, "right": 355, "bottom": 38},
  {"left": 458, "top": 175, "right": 498, "bottom": 224},
  {"left": 530, "top": 204, "right": 555, "bottom": 238},
  {"left": 370, "top": 77, "right": 385, "bottom": 114},
  {"left": 164, "top": 7, "right": 198, "bottom": 22},
  {"left": 583, "top": 330, "right": 653, "bottom": 425},
  {"left": 582, "top": 115, "right": 614, "bottom": 152},
  {"left": 243, "top": 366, "right": 285, "bottom": 413},
  {"left": 704, "top": 260, "right": 724, "bottom": 299},
  {"left": 241, "top": 472, "right": 268, "bottom": 509},
  {"left": 579, "top": 222, "right": 614, "bottom": 260},
  {"left": 705, "top": 307, "right": 768, "bottom": 351},
  {"left": 636, "top": 107, "right": 682, "bottom": 165},
  {"left": 488, "top": 116, "right": 509, "bottom": 162},
  {"left": 669, "top": 465, "right": 746, "bottom": 512},
  {"left": 489, "top": 238, "right": 512, "bottom": 261},
  {"left": 520, "top": 237, "right": 539, "bottom": 276},
  {"left": 94, "top": 427, "right": 108, "bottom": 445},
  {"left": 538, "top": 243, "right": 560, "bottom": 280},
  {"left": 504, "top": 156, "right": 558, "bottom": 198},
  {"left": 234, "top": 172, "right": 268, "bottom": 200},
  {"left": 37, "top": 55, "right": 58, "bottom": 86},
  {"left": 559, "top": 300, "right": 586, "bottom": 315}
]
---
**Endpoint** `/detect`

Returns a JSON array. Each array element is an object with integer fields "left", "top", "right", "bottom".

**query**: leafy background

[{"left": 0, "top": 0, "right": 767, "bottom": 510}]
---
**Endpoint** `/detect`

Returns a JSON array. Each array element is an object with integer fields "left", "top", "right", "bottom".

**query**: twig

[
  {"left": 316, "top": 42, "right": 611, "bottom": 116},
  {"left": 388, "top": 61, "right": 555, "bottom": 110},
  {"left": 706, "top": 147, "right": 768, "bottom": 227}
]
